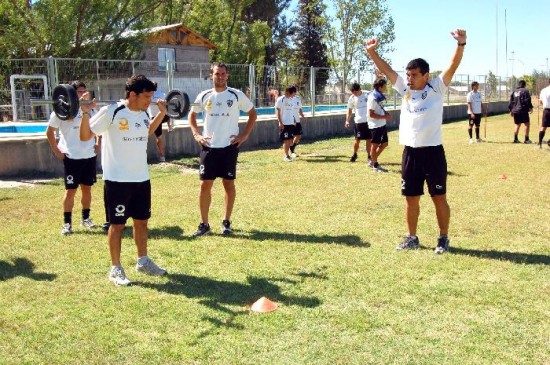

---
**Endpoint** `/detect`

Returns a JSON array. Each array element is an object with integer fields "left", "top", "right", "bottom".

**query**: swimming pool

[{"left": 0, "top": 124, "right": 48, "bottom": 133}]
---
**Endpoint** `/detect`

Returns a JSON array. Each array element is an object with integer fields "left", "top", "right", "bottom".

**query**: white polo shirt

[
  {"left": 366, "top": 93, "right": 387, "bottom": 129},
  {"left": 292, "top": 95, "right": 303, "bottom": 123},
  {"left": 466, "top": 91, "right": 483, "bottom": 114},
  {"left": 540, "top": 85, "right": 550, "bottom": 108},
  {"left": 275, "top": 96, "right": 295, "bottom": 125},
  {"left": 48, "top": 109, "right": 96, "bottom": 159},
  {"left": 347, "top": 91, "right": 369, "bottom": 124},
  {"left": 191, "top": 87, "right": 254, "bottom": 148},
  {"left": 89, "top": 102, "right": 151, "bottom": 182},
  {"left": 393, "top": 75, "right": 447, "bottom": 147}
]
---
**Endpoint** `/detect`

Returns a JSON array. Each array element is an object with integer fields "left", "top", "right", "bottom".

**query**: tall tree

[
  {"left": 293, "top": 0, "right": 330, "bottom": 92},
  {"left": 325, "top": 0, "right": 395, "bottom": 85}
]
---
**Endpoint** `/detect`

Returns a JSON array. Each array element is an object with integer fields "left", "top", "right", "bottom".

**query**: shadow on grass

[
  {"left": 0, "top": 257, "right": 57, "bottom": 281},
  {"left": 451, "top": 247, "right": 550, "bottom": 265},
  {"left": 301, "top": 154, "right": 350, "bottom": 163},
  {"left": 229, "top": 229, "right": 370, "bottom": 247}
]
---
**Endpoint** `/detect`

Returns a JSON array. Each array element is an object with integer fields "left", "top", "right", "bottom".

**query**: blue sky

[{"left": 288, "top": 0, "right": 550, "bottom": 78}]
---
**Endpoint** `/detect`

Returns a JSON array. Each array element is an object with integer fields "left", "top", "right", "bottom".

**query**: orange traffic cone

[
  {"left": 250, "top": 296, "right": 278, "bottom": 313},
  {"left": 499, "top": 174, "right": 508, "bottom": 180}
]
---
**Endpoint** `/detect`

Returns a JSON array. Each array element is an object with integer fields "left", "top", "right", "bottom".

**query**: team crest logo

[
  {"left": 205, "top": 100, "right": 212, "bottom": 111},
  {"left": 227, "top": 99, "right": 233, "bottom": 107},
  {"left": 144, "top": 119, "right": 150, "bottom": 128},
  {"left": 135, "top": 122, "right": 141, "bottom": 129},
  {"left": 216, "top": 101, "right": 222, "bottom": 107},
  {"left": 421, "top": 90, "right": 428, "bottom": 100},
  {"left": 118, "top": 118, "right": 129, "bottom": 131}
]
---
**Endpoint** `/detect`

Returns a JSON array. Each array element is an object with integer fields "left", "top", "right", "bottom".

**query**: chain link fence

[{"left": 1, "top": 57, "right": 547, "bottom": 122}]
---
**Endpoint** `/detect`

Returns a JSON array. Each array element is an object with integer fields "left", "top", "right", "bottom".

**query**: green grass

[{"left": 1, "top": 114, "right": 549, "bottom": 365}]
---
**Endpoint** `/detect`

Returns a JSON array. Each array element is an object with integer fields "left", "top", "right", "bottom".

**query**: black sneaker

[
  {"left": 221, "top": 220, "right": 233, "bottom": 235},
  {"left": 193, "top": 223, "right": 211, "bottom": 237},
  {"left": 102, "top": 222, "right": 110, "bottom": 233},
  {"left": 396, "top": 235, "right": 419, "bottom": 250},
  {"left": 513, "top": 139, "right": 520, "bottom": 143},
  {"left": 434, "top": 235, "right": 450, "bottom": 254},
  {"left": 524, "top": 139, "right": 533, "bottom": 144},
  {"left": 350, "top": 153, "right": 358, "bottom": 162}
]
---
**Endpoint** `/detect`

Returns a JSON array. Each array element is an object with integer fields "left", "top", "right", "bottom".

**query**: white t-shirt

[
  {"left": 539, "top": 85, "right": 550, "bottom": 108},
  {"left": 275, "top": 95, "right": 295, "bottom": 125},
  {"left": 347, "top": 92, "right": 369, "bottom": 124},
  {"left": 393, "top": 75, "right": 447, "bottom": 147},
  {"left": 292, "top": 95, "right": 303, "bottom": 123},
  {"left": 191, "top": 87, "right": 254, "bottom": 148},
  {"left": 48, "top": 109, "right": 96, "bottom": 159},
  {"left": 466, "top": 91, "right": 483, "bottom": 114},
  {"left": 89, "top": 102, "right": 151, "bottom": 182},
  {"left": 366, "top": 93, "right": 387, "bottom": 129}
]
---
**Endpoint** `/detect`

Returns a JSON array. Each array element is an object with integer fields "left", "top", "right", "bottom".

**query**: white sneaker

[
  {"left": 136, "top": 257, "right": 167, "bottom": 276},
  {"left": 109, "top": 266, "right": 131, "bottom": 286},
  {"left": 80, "top": 218, "right": 96, "bottom": 229},
  {"left": 159, "top": 156, "right": 166, "bottom": 162},
  {"left": 372, "top": 165, "right": 388, "bottom": 173},
  {"left": 291, "top": 152, "right": 298, "bottom": 158},
  {"left": 283, "top": 156, "right": 292, "bottom": 162},
  {"left": 61, "top": 223, "right": 73, "bottom": 235},
  {"left": 469, "top": 138, "right": 474, "bottom": 144},
  {"left": 367, "top": 158, "right": 374, "bottom": 167}
]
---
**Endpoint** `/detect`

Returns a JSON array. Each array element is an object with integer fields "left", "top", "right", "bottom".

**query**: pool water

[{"left": 0, "top": 124, "right": 48, "bottom": 133}]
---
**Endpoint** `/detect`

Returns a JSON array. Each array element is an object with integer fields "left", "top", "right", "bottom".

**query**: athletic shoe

[
  {"left": 284, "top": 156, "right": 292, "bottom": 162},
  {"left": 537, "top": 143, "right": 543, "bottom": 149},
  {"left": 159, "top": 156, "right": 166, "bottom": 162},
  {"left": 221, "top": 219, "right": 233, "bottom": 235},
  {"left": 291, "top": 152, "right": 298, "bottom": 158},
  {"left": 80, "top": 218, "right": 96, "bottom": 229},
  {"left": 350, "top": 153, "right": 357, "bottom": 162},
  {"left": 61, "top": 223, "right": 73, "bottom": 235},
  {"left": 513, "top": 139, "right": 520, "bottom": 144},
  {"left": 372, "top": 165, "right": 388, "bottom": 173},
  {"left": 109, "top": 266, "right": 131, "bottom": 286},
  {"left": 101, "top": 222, "right": 110, "bottom": 233},
  {"left": 524, "top": 139, "right": 533, "bottom": 144},
  {"left": 136, "top": 257, "right": 167, "bottom": 276},
  {"left": 396, "top": 235, "right": 419, "bottom": 250},
  {"left": 434, "top": 236, "right": 450, "bottom": 254},
  {"left": 476, "top": 138, "right": 484, "bottom": 143},
  {"left": 193, "top": 222, "right": 211, "bottom": 237},
  {"left": 469, "top": 138, "right": 475, "bottom": 144}
]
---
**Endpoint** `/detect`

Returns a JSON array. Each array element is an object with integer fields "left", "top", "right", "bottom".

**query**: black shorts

[
  {"left": 279, "top": 125, "right": 295, "bottom": 141},
  {"left": 63, "top": 156, "right": 97, "bottom": 189},
  {"left": 401, "top": 145, "right": 447, "bottom": 197},
  {"left": 153, "top": 115, "right": 171, "bottom": 137},
  {"left": 354, "top": 123, "right": 372, "bottom": 140},
  {"left": 104, "top": 180, "right": 151, "bottom": 224},
  {"left": 371, "top": 125, "right": 388, "bottom": 144},
  {"left": 513, "top": 112, "right": 530, "bottom": 124},
  {"left": 469, "top": 113, "right": 482, "bottom": 127},
  {"left": 199, "top": 144, "right": 239, "bottom": 180},
  {"left": 543, "top": 109, "right": 550, "bottom": 127},
  {"left": 294, "top": 122, "right": 303, "bottom": 136}
]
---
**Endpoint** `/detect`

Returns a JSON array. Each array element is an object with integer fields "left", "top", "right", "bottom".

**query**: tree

[
  {"left": 293, "top": 0, "right": 330, "bottom": 92},
  {"left": 325, "top": 0, "right": 395, "bottom": 85},
  {"left": 486, "top": 71, "right": 498, "bottom": 100}
]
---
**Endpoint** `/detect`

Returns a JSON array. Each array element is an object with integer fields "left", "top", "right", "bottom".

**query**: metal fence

[{"left": 0, "top": 57, "right": 546, "bottom": 122}]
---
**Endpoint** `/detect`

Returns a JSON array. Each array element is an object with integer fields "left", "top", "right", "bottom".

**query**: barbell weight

[{"left": 48, "top": 84, "right": 191, "bottom": 121}]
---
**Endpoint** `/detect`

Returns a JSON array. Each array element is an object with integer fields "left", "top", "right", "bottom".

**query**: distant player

[
  {"left": 290, "top": 86, "right": 306, "bottom": 157},
  {"left": 345, "top": 82, "right": 372, "bottom": 164},
  {"left": 538, "top": 78, "right": 550, "bottom": 148},
  {"left": 466, "top": 81, "right": 484, "bottom": 143}
]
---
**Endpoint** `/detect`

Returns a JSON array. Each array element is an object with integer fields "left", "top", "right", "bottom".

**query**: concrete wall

[{"left": 0, "top": 101, "right": 509, "bottom": 178}]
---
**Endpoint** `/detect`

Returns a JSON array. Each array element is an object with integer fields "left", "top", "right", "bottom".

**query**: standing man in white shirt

[
  {"left": 46, "top": 80, "right": 100, "bottom": 235},
  {"left": 189, "top": 62, "right": 257, "bottom": 237},
  {"left": 466, "top": 81, "right": 484, "bottom": 143},
  {"left": 537, "top": 79, "right": 550, "bottom": 148},
  {"left": 366, "top": 78, "right": 391, "bottom": 172},
  {"left": 80, "top": 74, "right": 168, "bottom": 286},
  {"left": 345, "top": 82, "right": 372, "bottom": 164},
  {"left": 290, "top": 86, "right": 306, "bottom": 157},
  {"left": 365, "top": 29, "right": 467, "bottom": 254},
  {"left": 276, "top": 87, "right": 296, "bottom": 162}
]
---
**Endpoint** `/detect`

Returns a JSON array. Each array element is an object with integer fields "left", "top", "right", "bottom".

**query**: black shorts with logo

[
  {"left": 63, "top": 155, "right": 97, "bottom": 189},
  {"left": 279, "top": 125, "right": 295, "bottom": 141},
  {"left": 513, "top": 112, "right": 530, "bottom": 124},
  {"left": 104, "top": 180, "right": 151, "bottom": 224},
  {"left": 354, "top": 123, "right": 372, "bottom": 140},
  {"left": 543, "top": 109, "right": 550, "bottom": 127},
  {"left": 199, "top": 144, "right": 239, "bottom": 180},
  {"left": 294, "top": 122, "right": 303, "bottom": 136},
  {"left": 401, "top": 145, "right": 447, "bottom": 197},
  {"left": 371, "top": 125, "right": 389, "bottom": 144},
  {"left": 469, "top": 113, "right": 482, "bottom": 127}
]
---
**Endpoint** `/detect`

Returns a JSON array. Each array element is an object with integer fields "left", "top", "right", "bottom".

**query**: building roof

[{"left": 121, "top": 23, "right": 217, "bottom": 50}]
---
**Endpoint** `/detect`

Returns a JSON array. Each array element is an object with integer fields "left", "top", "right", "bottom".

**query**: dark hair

[
  {"left": 210, "top": 62, "right": 228, "bottom": 74},
  {"left": 125, "top": 74, "right": 157, "bottom": 98},
  {"left": 517, "top": 80, "right": 526, "bottom": 88},
  {"left": 406, "top": 58, "right": 430, "bottom": 74},
  {"left": 288, "top": 86, "right": 297, "bottom": 94},
  {"left": 373, "top": 78, "right": 387, "bottom": 91},
  {"left": 71, "top": 80, "right": 86, "bottom": 90},
  {"left": 350, "top": 82, "right": 361, "bottom": 92},
  {"left": 471, "top": 81, "right": 479, "bottom": 88}
]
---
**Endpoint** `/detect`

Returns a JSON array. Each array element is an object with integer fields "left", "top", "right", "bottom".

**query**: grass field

[{"left": 0, "top": 114, "right": 549, "bottom": 365}]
